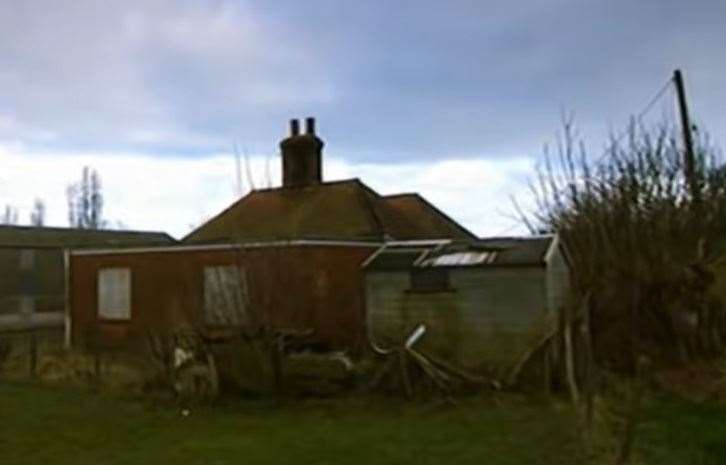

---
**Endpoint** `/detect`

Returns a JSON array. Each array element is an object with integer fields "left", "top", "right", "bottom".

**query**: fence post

[
  {"left": 93, "top": 349, "right": 102, "bottom": 384},
  {"left": 271, "top": 335, "right": 284, "bottom": 395},
  {"left": 29, "top": 332, "right": 38, "bottom": 378}
]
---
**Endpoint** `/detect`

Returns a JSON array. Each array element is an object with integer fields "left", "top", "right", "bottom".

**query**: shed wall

[
  {"left": 366, "top": 266, "right": 554, "bottom": 376},
  {"left": 545, "top": 242, "right": 571, "bottom": 313},
  {"left": 70, "top": 245, "right": 374, "bottom": 349},
  {"left": 0, "top": 247, "right": 65, "bottom": 332}
]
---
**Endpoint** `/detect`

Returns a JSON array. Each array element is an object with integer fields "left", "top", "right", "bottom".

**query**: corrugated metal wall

[
  {"left": 70, "top": 245, "right": 374, "bottom": 349},
  {"left": 366, "top": 266, "right": 554, "bottom": 377}
]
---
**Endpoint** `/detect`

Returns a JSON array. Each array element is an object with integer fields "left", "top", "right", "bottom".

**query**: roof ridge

[
  {"left": 478, "top": 235, "right": 554, "bottom": 241},
  {"left": 0, "top": 224, "right": 170, "bottom": 236},
  {"left": 381, "top": 192, "right": 419, "bottom": 199},
  {"left": 182, "top": 191, "right": 254, "bottom": 242},
  {"left": 352, "top": 180, "right": 387, "bottom": 239},
  {"left": 383, "top": 193, "right": 478, "bottom": 240},
  {"left": 250, "top": 178, "right": 362, "bottom": 194}
]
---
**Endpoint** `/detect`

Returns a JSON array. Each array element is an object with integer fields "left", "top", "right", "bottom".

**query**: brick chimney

[{"left": 280, "top": 117, "right": 323, "bottom": 187}]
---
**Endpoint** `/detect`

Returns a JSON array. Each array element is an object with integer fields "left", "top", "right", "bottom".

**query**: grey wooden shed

[{"left": 363, "top": 235, "right": 570, "bottom": 379}]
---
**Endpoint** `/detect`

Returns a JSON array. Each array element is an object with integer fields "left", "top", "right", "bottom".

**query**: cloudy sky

[{"left": 1, "top": 0, "right": 724, "bottom": 237}]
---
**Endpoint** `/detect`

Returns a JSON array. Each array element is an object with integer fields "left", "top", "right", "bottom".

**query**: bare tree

[
  {"left": 1, "top": 205, "right": 18, "bottom": 225},
  {"left": 29, "top": 198, "right": 45, "bottom": 226},
  {"left": 67, "top": 166, "right": 106, "bottom": 229},
  {"left": 232, "top": 143, "right": 274, "bottom": 197}
]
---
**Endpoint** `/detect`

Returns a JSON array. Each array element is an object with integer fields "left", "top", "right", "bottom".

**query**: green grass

[
  {"left": 639, "top": 396, "right": 726, "bottom": 465},
  {"left": 8, "top": 379, "right": 725, "bottom": 465},
  {"left": 0, "top": 382, "right": 586, "bottom": 465}
]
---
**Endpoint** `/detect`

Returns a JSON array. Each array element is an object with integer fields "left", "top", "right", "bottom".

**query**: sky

[{"left": 0, "top": 0, "right": 724, "bottom": 238}]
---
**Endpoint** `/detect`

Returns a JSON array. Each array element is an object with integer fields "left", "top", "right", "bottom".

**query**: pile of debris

[{"left": 369, "top": 325, "right": 500, "bottom": 398}]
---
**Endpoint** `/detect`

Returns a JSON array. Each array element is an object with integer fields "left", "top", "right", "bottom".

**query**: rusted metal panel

[{"left": 70, "top": 245, "right": 373, "bottom": 349}]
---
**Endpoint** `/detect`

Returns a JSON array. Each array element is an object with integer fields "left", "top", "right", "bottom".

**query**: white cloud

[
  {"left": 325, "top": 157, "right": 536, "bottom": 236},
  {"left": 0, "top": 145, "right": 534, "bottom": 239}
]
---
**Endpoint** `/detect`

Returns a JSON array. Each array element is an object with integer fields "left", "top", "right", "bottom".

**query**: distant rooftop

[{"left": 0, "top": 225, "right": 175, "bottom": 248}]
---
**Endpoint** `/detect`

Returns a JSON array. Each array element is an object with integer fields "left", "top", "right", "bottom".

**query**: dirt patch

[{"left": 654, "top": 360, "right": 726, "bottom": 403}]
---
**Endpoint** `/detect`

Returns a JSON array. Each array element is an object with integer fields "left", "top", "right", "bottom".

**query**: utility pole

[{"left": 673, "top": 69, "right": 700, "bottom": 204}]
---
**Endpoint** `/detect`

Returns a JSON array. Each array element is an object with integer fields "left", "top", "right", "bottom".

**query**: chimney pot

[
  {"left": 289, "top": 119, "right": 300, "bottom": 136},
  {"left": 305, "top": 117, "right": 315, "bottom": 135},
  {"left": 280, "top": 117, "right": 323, "bottom": 188}
]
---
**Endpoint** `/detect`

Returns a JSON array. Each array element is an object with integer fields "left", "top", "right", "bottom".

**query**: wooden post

[
  {"left": 581, "top": 298, "right": 594, "bottom": 431},
  {"left": 673, "top": 69, "right": 700, "bottom": 205},
  {"left": 93, "top": 350, "right": 101, "bottom": 383},
  {"left": 270, "top": 335, "right": 283, "bottom": 395},
  {"left": 543, "top": 343, "right": 551, "bottom": 395},
  {"left": 29, "top": 332, "right": 38, "bottom": 377},
  {"left": 63, "top": 249, "right": 72, "bottom": 350},
  {"left": 399, "top": 349, "right": 413, "bottom": 399},
  {"left": 564, "top": 318, "right": 579, "bottom": 404}
]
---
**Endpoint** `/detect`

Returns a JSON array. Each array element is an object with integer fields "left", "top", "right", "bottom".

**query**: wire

[
  {"left": 590, "top": 77, "right": 675, "bottom": 167},
  {"left": 636, "top": 78, "right": 674, "bottom": 124},
  {"left": 509, "top": 75, "right": 678, "bottom": 229}
]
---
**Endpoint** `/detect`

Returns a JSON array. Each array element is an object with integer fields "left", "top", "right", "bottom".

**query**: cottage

[
  {"left": 363, "top": 236, "right": 570, "bottom": 378},
  {"left": 0, "top": 225, "right": 173, "bottom": 335},
  {"left": 68, "top": 118, "right": 475, "bottom": 349}
]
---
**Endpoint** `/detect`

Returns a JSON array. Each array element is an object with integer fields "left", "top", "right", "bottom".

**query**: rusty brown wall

[{"left": 70, "top": 245, "right": 375, "bottom": 349}]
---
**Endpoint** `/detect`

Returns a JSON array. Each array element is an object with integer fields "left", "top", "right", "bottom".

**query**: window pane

[{"left": 98, "top": 268, "right": 131, "bottom": 320}]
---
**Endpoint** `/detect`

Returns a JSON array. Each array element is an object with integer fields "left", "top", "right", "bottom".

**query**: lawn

[
  {"left": 0, "top": 382, "right": 586, "bottom": 465},
  {"left": 639, "top": 396, "right": 726, "bottom": 465},
  {"left": 3, "top": 380, "right": 725, "bottom": 465}
]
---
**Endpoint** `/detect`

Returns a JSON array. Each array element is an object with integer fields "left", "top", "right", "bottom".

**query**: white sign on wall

[{"left": 97, "top": 268, "right": 131, "bottom": 320}]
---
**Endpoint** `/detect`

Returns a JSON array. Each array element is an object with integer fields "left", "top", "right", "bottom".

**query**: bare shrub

[{"left": 528, "top": 118, "right": 726, "bottom": 371}]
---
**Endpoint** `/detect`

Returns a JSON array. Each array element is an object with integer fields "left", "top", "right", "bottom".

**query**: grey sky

[{"left": 1, "top": 0, "right": 724, "bottom": 162}]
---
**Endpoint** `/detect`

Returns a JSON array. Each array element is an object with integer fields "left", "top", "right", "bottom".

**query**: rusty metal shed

[
  {"left": 69, "top": 240, "right": 378, "bottom": 349},
  {"left": 0, "top": 225, "right": 174, "bottom": 334}
]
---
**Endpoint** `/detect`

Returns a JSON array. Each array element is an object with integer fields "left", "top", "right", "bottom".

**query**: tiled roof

[
  {"left": 382, "top": 193, "right": 477, "bottom": 241},
  {"left": 183, "top": 179, "right": 475, "bottom": 244}
]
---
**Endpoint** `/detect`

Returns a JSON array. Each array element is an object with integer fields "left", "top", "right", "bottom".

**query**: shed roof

[
  {"left": 364, "top": 236, "right": 555, "bottom": 270},
  {"left": 183, "top": 179, "right": 476, "bottom": 244},
  {"left": 0, "top": 225, "right": 175, "bottom": 249}
]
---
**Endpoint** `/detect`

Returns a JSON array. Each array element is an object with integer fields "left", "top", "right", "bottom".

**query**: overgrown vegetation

[{"left": 529, "top": 119, "right": 726, "bottom": 371}]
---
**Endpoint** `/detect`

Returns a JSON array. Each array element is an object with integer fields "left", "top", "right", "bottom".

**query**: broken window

[
  {"left": 97, "top": 268, "right": 131, "bottom": 320},
  {"left": 203, "top": 265, "right": 248, "bottom": 326},
  {"left": 409, "top": 268, "right": 451, "bottom": 293}
]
